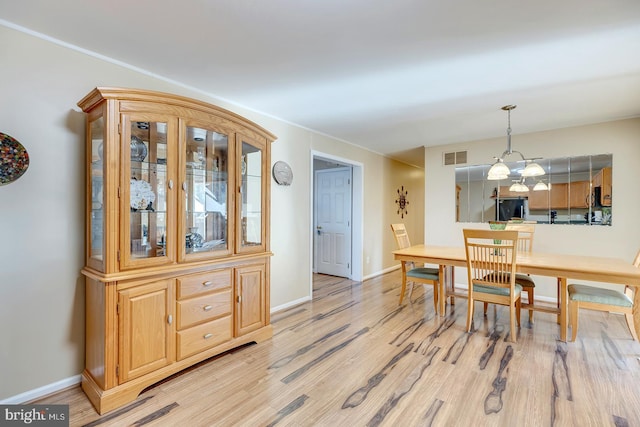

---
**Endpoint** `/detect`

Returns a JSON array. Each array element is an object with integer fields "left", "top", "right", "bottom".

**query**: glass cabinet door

[
  {"left": 237, "top": 135, "right": 266, "bottom": 253},
  {"left": 121, "top": 116, "right": 175, "bottom": 268},
  {"left": 87, "top": 114, "right": 105, "bottom": 271},
  {"left": 182, "top": 124, "right": 230, "bottom": 259}
]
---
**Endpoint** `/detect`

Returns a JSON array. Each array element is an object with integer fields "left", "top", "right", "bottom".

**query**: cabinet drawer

[
  {"left": 177, "top": 269, "right": 232, "bottom": 299},
  {"left": 177, "top": 316, "right": 232, "bottom": 360},
  {"left": 177, "top": 290, "right": 231, "bottom": 330}
]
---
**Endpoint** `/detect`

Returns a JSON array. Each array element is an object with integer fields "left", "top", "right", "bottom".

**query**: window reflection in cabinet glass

[
  {"left": 184, "top": 126, "right": 229, "bottom": 254},
  {"left": 129, "top": 121, "right": 168, "bottom": 259},
  {"left": 89, "top": 116, "right": 104, "bottom": 265},
  {"left": 241, "top": 141, "right": 262, "bottom": 246}
]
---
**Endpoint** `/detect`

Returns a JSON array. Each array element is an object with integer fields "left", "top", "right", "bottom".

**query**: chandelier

[{"left": 487, "top": 105, "right": 545, "bottom": 180}]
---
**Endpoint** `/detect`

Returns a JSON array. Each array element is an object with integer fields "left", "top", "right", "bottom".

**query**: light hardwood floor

[{"left": 36, "top": 272, "right": 640, "bottom": 426}]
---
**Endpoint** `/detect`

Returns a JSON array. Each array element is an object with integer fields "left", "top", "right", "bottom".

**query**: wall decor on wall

[
  {"left": 272, "top": 160, "right": 293, "bottom": 185},
  {"left": 0, "top": 132, "right": 30, "bottom": 186},
  {"left": 396, "top": 186, "right": 409, "bottom": 218}
]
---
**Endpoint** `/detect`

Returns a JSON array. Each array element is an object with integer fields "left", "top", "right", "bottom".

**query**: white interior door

[{"left": 314, "top": 167, "right": 352, "bottom": 277}]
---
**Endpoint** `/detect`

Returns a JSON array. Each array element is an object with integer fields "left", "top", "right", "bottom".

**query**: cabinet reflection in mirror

[{"left": 455, "top": 154, "right": 612, "bottom": 226}]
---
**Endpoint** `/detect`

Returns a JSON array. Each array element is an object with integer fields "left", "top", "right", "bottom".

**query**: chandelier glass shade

[
  {"left": 509, "top": 181, "right": 529, "bottom": 192},
  {"left": 521, "top": 161, "right": 546, "bottom": 177},
  {"left": 487, "top": 105, "right": 545, "bottom": 181},
  {"left": 533, "top": 181, "right": 549, "bottom": 191}
]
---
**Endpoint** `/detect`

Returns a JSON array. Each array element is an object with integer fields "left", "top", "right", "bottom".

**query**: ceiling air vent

[{"left": 443, "top": 151, "right": 467, "bottom": 166}]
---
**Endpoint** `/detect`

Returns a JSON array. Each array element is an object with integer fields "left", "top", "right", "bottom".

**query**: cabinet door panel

[
  {"left": 180, "top": 121, "right": 233, "bottom": 261},
  {"left": 549, "top": 183, "right": 568, "bottom": 209},
  {"left": 87, "top": 111, "right": 106, "bottom": 272},
  {"left": 235, "top": 263, "right": 267, "bottom": 336},
  {"left": 528, "top": 188, "right": 549, "bottom": 210},
  {"left": 118, "top": 279, "right": 174, "bottom": 383},
  {"left": 600, "top": 167, "right": 612, "bottom": 206},
  {"left": 569, "top": 181, "right": 590, "bottom": 208},
  {"left": 236, "top": 135, "right": 268, "bottom": 254},
  {"left": 120, "top": 114, "right": 177, "bottom": 270}
]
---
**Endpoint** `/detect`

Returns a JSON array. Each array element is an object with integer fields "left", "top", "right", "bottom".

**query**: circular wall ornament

[
  {"left": 0, "top": 132, "right": 30, "bottom": 186},
  {"left": 396, "top": 186, "right": 409, "bottom": 218},
  {"left": 272, "top": 160, "right": 293, "bottom": 185}
]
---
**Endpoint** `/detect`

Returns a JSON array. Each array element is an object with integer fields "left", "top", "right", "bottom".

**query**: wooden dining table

[{"left": 393, "top": 244, "right": 640, "bottom": 342}]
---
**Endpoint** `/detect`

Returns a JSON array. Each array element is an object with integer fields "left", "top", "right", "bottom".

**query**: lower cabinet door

[
  {"left": 118, "top": 279, "right": 175, "bottom": 383},
  {"left": 235, "top": 263, "right": 267, "bottom": 336}
]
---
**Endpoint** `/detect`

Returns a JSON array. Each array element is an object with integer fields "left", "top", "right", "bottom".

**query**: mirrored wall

[{"left": 455, "top": 154, "right": 612, "bottom": 225}]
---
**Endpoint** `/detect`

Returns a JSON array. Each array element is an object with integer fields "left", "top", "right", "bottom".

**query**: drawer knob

[
  {"left": 203, "top": 333, "right": 213, "bottom": 339},
  {"left": 203, "top": 305, "right": 212, "bottom": 311},
  {"left": 202, "top": 281, "right": 213, "bottom": 287}
]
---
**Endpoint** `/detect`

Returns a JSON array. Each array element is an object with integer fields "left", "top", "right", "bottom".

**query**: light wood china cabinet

[{"left": 79, "top": 88, "right": 275, "bottom": 414}]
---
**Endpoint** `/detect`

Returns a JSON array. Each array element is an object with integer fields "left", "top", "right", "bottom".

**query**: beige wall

[
  {"left": 0, "top": 25, "right": 423, "bottom": 400},
  {"left": 425, "top": 118, "right": 640, "bottom": 298}
]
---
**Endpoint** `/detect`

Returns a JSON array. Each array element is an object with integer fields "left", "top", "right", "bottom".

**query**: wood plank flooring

[{"left": 35, "top": 271, "right": 640, "bottom": 426}]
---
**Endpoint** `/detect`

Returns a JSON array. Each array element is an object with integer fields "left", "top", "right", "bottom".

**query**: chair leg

[
  {"left": 408, "top": 281, "right": 416, "bottom": 300},
  {"left": 483, "top": 302, "right": 489, "bottom": 316},
  {"left": 569, "top": 300, "right": 578, "bottom": 342},
  {"left": 526, "top": 287, "right": 534, "bottom": 323},
  {"left": 433, "top": 283, "right": 439, "bottom": 313},
  {"left": 466, "top": 298, "right": 474, "bottom": 333},
  {"left": 398, "top": 277, "right": 407, "bottom": 305},
  {"left": 624, "top": 312, "right": 638, "bottom": 341},
  {"left": 516, "top": 298, "right": 521, "bottom": 328},
  {"left": 509, "top": 303, "right": 517, "bottom": 343}
]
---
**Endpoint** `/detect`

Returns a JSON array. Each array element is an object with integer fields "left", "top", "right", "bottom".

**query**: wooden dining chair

[
  {"left": 506, "top": 222, "right": 536, "bottom": 322},
  {"left": 463, "top": 228, "right": 522, "bottom": 342},
  {"left": 390, "top": 223, "right": 439, "bottom": 310},
  {"left": 568, "top": 250, "right": 640, "bottom": 341},
  {"left": 483, "top": 222, "right": 536, "bottom": 323}
]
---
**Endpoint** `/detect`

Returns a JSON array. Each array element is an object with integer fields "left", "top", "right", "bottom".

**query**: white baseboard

[
  {"left": 0, "top": 375, "right": 81, "bottom": 404},
  {"left": 271, "top": 295, "right": 311, "bottom": 313},
  {"left": 363, "top": 264, "right": 400, "bottom": 281}
]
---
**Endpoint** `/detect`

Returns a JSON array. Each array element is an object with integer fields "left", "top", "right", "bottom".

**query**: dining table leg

[
  {"left": 633, "top": 286, "right": 640, "bottom": 340},
  {"left": 438, "top": 264, "right": 446, "bottom": 316},
  {"left": 399, "top": 261, "right": 408, "bottom": 305},
  {"left": 558, "top": 277, "right": 567, "bottom": 342}
]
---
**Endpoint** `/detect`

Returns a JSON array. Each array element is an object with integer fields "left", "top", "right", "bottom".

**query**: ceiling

[{"left": 2, "top": 1, "right": 640, "bottom": 168}]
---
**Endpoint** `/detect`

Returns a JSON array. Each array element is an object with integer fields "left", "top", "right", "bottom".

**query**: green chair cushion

[
  {"left": 407, "top": 267, "right": 439, "bottom": 281},
  {"left": 568, "top": 284, "right": 633, "bottom": 307},
  {"left": 473, "top": 282, "right": 523, "bottom": 297},
  {"left": 483, "top": 273, "right": 535, "bottom": 288},
  {"left": 514, "top": 273, "right": 535, "bottom": 288}
]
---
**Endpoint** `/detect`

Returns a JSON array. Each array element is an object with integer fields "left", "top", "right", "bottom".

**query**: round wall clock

[
  {"left": 1, "top": 132, "right": 30, "bottom": 186},
  {"left": 272, "top": 160, "right": 293, "bottom": 186}
]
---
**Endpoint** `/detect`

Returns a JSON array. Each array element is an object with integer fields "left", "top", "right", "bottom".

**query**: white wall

[
  {"left": 425, "top": 118, "right": 640, "bottom": 298},
  {"left": 0, "top": 25, "right": 423, "bottom": 400}
]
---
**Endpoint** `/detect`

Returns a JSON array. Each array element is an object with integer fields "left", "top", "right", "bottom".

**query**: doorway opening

[{"left": 311, "top": 151, "right": 363, "bottom": 298}]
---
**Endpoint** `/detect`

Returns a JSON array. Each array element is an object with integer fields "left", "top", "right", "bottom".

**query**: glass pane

[
  {"left": 129, "top": 121, "right": 168, "bottom": 259},
  {"left": 184, "top": 126, "right": 229, "bottom": 254},
  {"left": 455, "top": 154, "right": 612, "bottom": 226},
  {"left": 241, "top": 141, "right": 262, "bottom": 247},
  {"left": 89, "top": 117, "right": 104, "bottom": 264}
]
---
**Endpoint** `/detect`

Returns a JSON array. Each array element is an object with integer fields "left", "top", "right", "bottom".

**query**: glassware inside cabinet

[
  {"left": 129, "top": 121, "right": 168, "bottom": 259},
  {"left": 184, "top": 126, "right": 229, "bottom": 254},
  {"left": 240, "top": 140, "right": 262, "bottom": 248},
  {"left": 89, "top": 116, "right": 104, "bottom": 266}
]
